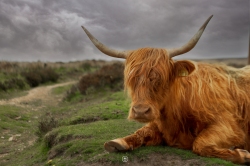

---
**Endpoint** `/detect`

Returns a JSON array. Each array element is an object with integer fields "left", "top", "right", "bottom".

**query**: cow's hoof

[
  {"left": 235, "top": 149, "right": 250, "bottom": 164},
  {"left": 104, "top": 138, "right": 129, "bottom": 152}
]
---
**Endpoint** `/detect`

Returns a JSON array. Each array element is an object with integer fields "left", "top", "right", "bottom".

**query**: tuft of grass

[
  {"left": 36, "top": 113, "right": 58, "bottom": 140},
  {"left": 64, "top": 84, "right": 82, "bottom": 102},
  {"left": 52, "top": 84, "right": 72, "bottom": 95}
]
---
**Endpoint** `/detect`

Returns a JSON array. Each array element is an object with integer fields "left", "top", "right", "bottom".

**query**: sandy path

[
  {"left": 0, "top": 81, "right": 76, "bottom": 161},
  {"left": 0, "top": 81, "right": 76, "bottom": 106}
]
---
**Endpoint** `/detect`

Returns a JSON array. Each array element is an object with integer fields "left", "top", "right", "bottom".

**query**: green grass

[
  {"left": 0, "top": 90, "right": 28, "bottom": 100},
  {"left": 52, "top": 84, "right": 72, "bottom": 95},
  {"left": 0, "top": 105, "right": 36, "bottom": 161},
  {"left": 0, "top": 72, "right": 18, "bottom": 82},
  {"left": 55, "top": 65, "right": 99, "bottom": 82},
  {"left": 43, "top": 120, "right": 143, "bottom": 162},
  {"left": 64, "top": 92, "right": 129, "bottom": 125},
  {"left": 0, "top": 105, "right": 32, "bottom": 133}
]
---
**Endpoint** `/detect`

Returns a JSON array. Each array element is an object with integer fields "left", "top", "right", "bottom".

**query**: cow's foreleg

[
  {"left": 192, "top": 122, "right": 249, "bottom": 164},
  {"left": 104, "top": 122, "right": 162, "bottom": 152}
]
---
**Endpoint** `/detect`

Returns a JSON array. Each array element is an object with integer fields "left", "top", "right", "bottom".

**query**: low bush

[
  {"left": 0, "top": 60, "right": 103, "bottom": 91},
  {"left": 36, "top": 113, "right": 58, "bottom": 139},
  {"left": 22, "top": 72, "right": 42, "bottom": 87},
  {"left": 22, "top": 67, "right": 59, "bottom": 87},
  {"left": 5, "top": 78, "right": 26, "bottom": 89},
  {"left": 78, "top": 62, "right": 124, "bottom": 94},
  {"left": 0, "top": 78, "right": 26, "bottom": 91},
  {"left": 81, "top": 62, "right": 92, "bottom": 72},
  {"left": 0, "top": 82, "right": 7, "bottom": 91}
]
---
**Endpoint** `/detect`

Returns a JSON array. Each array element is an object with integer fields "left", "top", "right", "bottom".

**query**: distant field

[{"left": 193, "top": 57, "right": 248, "bottom": 67}]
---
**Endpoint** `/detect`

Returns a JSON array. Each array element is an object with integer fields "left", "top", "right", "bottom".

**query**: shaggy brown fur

[{"left": 104, "top": 47, "right": 250, "bottom": 164}]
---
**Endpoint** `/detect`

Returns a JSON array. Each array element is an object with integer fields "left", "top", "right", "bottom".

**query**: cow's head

[{"left": 82, "top": 15, "right": 212, "bottom": 123}]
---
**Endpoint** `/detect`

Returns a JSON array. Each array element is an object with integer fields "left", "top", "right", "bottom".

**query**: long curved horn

[
  {"left": 168, "top": 15, "right": 213, "bottom": 58},
  {"left": 81, "top": 26, "right": 127, "bottom": 59}
]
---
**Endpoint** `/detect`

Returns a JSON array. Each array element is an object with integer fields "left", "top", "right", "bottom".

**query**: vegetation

[
  {"left": 65, "top": 62, "right": 124, "bottom": 101},
  {"left": 22, "top": 67, "right": 59, "bottom": 87},
  {"left": 78, "top": 62, "right": 124, "bottom": 94},
  {"left": 0, "top": 60, "right": 104, "bottom": 93},
  {"left": 0, "top": 60, "right": 239, "bottom": 166}
]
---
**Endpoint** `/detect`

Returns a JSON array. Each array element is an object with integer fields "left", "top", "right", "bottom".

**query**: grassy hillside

[{"left": 0, "top": 60, "right": 240, "bottom": 166}]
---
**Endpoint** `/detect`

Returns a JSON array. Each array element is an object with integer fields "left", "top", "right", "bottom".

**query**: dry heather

[
  {"left": 77, "top": 62, "right": 124, "bottom": 94},
  {"left": 0, "top": 60, "right": 111, "bottom": 92}
]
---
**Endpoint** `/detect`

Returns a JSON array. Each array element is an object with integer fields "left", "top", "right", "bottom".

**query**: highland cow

[{"left": 81, "top": 15, "right": 250, "bottom": 164}]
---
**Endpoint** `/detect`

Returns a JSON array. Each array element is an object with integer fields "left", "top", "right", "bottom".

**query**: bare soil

[
  {"left": 0, "top": 81, "right": 76, "bottom": 107},
  {"left": 80, "top": 153, "right": 208, "bottom": 166}
]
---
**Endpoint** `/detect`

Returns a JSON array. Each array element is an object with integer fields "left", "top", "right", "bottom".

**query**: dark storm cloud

[{"left": 0, "top": 0, "right": 249, "bottom": 62}]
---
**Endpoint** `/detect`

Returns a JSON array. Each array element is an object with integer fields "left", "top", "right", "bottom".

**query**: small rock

[
  {"left": 8, "top": 136, "right": 14, "bottom": 142},
  {"left": 15, "top": 116, "right": 21, "bottom": 120},
  {"left": 8, "top": 135, "right": 18, "bottom": 142},
  {"left": 1, "top": 136, "right": 4, "bottom": 139}
]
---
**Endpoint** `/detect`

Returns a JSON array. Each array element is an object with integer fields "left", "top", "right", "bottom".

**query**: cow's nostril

[
  {"left": 132, "top": 105, "right": 151, "bottom": 115},
  {"left": 132, "top": 107, "right": 137, "bottom": 112},
  {"left": 145, "top": 108, "right": 150, "bottom": 114}
]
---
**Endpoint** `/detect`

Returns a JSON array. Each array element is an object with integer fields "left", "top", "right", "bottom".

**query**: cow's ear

[{"left": 174, "top": 60, "right": 196, "bottom": 77}]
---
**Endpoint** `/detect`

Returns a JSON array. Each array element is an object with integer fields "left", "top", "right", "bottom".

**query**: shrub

[
  {"left": 13, "top": 78, "right": 26, "bottom": 89},
  {"left": 5, "top": 78, "right": 26, "bottom": 89},
  {"left": 0, "top": 82, "right": 7, "bottom": 91},
  {"left": 78, "top": 62, "right": 124, "bottom": 94},
  {"left": 98, "top": 62, "right": 124, "bottom": 88},
  {"left": 64, "top": 84, "right": 82, "bottom": 101},
  {"left": 81, "top": 62, "right": 92, "bottom": 72},
  {"left": 78, "top": 73, "right": 100, "bottom": 94},
  {"left": 22, "top": 71, "right": 42, "bottom": 87},
  {"left": 36, "top": 113, "right": 58, "bottom": 139},
  {"left": 22, "top": 67, "right": 59, "bottom": 87},
  {"left": 41, "top": 68, "right": 59, "bottom": 83},
  {"left": 0, "top": 77, "right": 26, "bottom": 91}
]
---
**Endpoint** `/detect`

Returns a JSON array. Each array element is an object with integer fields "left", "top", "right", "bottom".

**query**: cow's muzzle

[{"left": 131, "top": 104, "right": 153, "bottom": 122}]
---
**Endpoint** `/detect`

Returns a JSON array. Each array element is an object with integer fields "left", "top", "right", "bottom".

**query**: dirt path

[
  {"left": 0, "top": 81, "right": 77, "bottom": 162},
  {"left": 0, "top": 81, "right": 76, "bottom": 106}
]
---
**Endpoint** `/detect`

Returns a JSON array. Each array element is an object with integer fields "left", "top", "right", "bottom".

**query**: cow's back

[{"left": 226, "top": 65, "right": 250, "bottom": 94}]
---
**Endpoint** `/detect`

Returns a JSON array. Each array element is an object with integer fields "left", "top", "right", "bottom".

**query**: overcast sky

[{"left": 0, "top": 0, "right": 249, "bottom": 62}]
